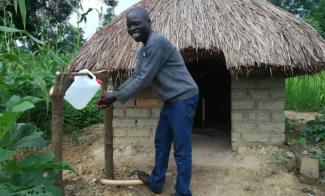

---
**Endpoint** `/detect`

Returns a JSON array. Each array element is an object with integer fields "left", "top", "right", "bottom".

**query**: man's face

[{"left": 127, "top": 11, "right": 151, "bottom": 43}]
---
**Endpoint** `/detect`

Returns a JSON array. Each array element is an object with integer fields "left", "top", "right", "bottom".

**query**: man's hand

[{"left": 96, "top": 91, "right": 117, "bottom": 109}]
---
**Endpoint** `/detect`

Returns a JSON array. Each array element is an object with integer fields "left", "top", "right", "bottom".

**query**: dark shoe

[{"left": 137, "top": 170, "right": 162, "bottom": 194}]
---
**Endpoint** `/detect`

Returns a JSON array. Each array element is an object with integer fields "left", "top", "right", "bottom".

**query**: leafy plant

[
  {"left": 301, "top": 112, "right": 325, "bottom": 143},
  {"left": 0, "top": 95, "right": 76, "bottom": 195},
  {"left": 312, "top": 146, "right": 325, "bottom": 171}
]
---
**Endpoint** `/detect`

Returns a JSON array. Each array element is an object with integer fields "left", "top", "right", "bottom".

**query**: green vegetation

[
  {"left": 285, "top": 71, "right": 325, "bottom": 111},
  {"left": 284, "top": 106, "right": 325, "bottom": 172},
  {"left": 0, "top": 0, "right": 118, "bottom": 194},
  {"left": 0, "top": 95, "right": 76, "bottom": 195}
]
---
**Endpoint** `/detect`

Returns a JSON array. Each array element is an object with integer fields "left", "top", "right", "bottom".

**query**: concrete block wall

[
  {"left": 231, "top": 77, "right": 285, "bottom": 149},
  {"left": 112, "top": 88, "right": 161, "bottom": 147}
]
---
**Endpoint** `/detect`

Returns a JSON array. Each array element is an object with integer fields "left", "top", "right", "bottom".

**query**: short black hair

[{"left": 128, "top": 7, "right": 151, "bottom": 23}]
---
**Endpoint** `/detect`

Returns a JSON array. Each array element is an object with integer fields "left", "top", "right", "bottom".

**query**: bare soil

[{"left": 63, "top": 122, "right": 324, "bottom": 196}]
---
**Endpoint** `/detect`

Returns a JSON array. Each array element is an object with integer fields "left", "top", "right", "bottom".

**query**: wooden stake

[
  {"left": 101, "top": 74, "right": 114, "bottom": 179},
  {"left": 51, "top": 71, "right": 73, "bottom": 189},
  {"left": 51, "top": 71, "right": 64, "bottom": 188},
  {"left": 100, "top": 179, "right": 143, "bottom": 186}
]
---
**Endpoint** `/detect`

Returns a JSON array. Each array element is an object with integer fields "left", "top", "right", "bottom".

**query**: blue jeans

[{"left": 148, "top": 95, "right": 198, "bottom": 196}]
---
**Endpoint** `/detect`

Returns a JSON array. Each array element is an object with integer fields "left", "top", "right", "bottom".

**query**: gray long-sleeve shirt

[{"left": 114, "top": 32, "right": 198, "bottom": 103}]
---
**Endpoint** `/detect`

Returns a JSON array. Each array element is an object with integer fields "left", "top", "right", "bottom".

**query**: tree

[
  {"left": 269, "top": 0, "right": 324, "bottom": 37},
  {"left": 269, "top": 0, "right": 319, "bottom": 17},
  {"left": 305, "top": 0, "right": 325, "bottom": 37},
  {"left": 102, "top": 0, "right": 118, "bottom": 26},
  {"left": 0, "top": 0, "right": 80, "bottom": 36}
]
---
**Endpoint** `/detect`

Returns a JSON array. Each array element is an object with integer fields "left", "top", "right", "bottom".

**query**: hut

[{"left": 52, "top": 0, "right": 325, "bottom": 183}]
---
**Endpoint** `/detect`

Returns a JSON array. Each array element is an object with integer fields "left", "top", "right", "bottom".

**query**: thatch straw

[{"left": 68, "top": 0, "right": 325, "bottom": 77}]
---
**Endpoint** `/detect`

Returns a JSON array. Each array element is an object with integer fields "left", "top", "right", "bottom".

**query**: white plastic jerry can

[{"left": 64, "top": 69, "right": 102, "bottom": 110}]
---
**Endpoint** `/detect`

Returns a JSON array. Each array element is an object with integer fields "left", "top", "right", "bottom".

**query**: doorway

[{"left": 187, "top": 55, "right": 231, "bottom": 148}]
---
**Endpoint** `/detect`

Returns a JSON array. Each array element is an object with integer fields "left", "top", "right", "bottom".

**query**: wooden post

[
  {"left": 101, "top": 74, "right": 114, "bottom": 179},
  {"left": 51, "top": 71, "right": 64, "bottom": 187},
  {"left": 51, "top": 71, "right": 73, "bottom": 188}
]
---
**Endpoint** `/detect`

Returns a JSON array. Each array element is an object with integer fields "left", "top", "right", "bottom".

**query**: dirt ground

[{"left": 62, "top": 113, "right": 325, "bottom": 196}]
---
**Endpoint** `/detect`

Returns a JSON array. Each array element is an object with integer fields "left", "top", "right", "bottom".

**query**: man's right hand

[{"left": 96, "top": 91, "right": 117, "bottom": 109}]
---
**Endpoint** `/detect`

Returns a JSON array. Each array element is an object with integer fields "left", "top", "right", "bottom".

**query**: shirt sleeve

[{"left": 114, "top": 42, "right": 168, "bottom": 103}]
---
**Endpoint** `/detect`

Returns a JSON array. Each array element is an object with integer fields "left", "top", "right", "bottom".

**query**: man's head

[{"left": 127, "top": 7, "right": 152, "bottom": 44}]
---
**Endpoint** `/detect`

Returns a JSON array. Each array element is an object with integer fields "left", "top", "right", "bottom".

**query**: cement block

[
  {"left": 271, "top": 111, "right": 285, "bottom": 122},
  {"left": 113, "top": 119, "right": 136, "bottom": 128},
  {"left": 271, "top": 88, "right": 285, "bottom": 99},
  {"left": 270, "top": 132, "right": 285, "bottom": 145},
  {"left": 113, "top": 128, "right": 127, "bottom": 137},
  {"left": 241, "top": 133, "right": 270, "bottom": 142},
  {"left": 232, "top": 123, "right": 257, "bottom": 133},
  {"left": 248, "top": 113, "right": 257, "bottom": 120},
  {"left": 113, "top": 109, "right": 125, "bottom": 117},
  {"left": 231, "top": 133, "right": 241, "bottom": 142},
  {"left": 127, "top": 128, "right": 151, "bottom": 137},
  {"left": 152, "top": 108, "right": 161, "bottom": 118},
  {"left": 126, "top": 108, "right": 150, "bottom": 117},
  {"left": 256, "top": 112, "right": 271, "bottom": 122},
  {"left": 231, "top": 91, "right": 247, "bottom": 99},
  {"left": 258, "top": 122, "right": 285, "bottom": 132},
  {"left": 258, "top": 100, "right": 284, "bottom": 110},
  {"left": 232, "top": 112, "right": 244, "bottom": 122},
  {"left": 136, "top": 119, "right": 158, "bottom": 128},
  {"left": 300, "top": 158, "right": 319, "bottom": 179},
  {"left": 231, "top": 79, "right": 257, "bottom": 89},
  {"left": 232, "top": 101, "right": 254, "bottom": 110},
  {"left": 250, "top": 90, "right": 269, "bottom": 99}
]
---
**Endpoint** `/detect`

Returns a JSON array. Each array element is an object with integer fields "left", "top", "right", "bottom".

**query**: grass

[{"left": 285, "top": 71, "right": 325, "bottom": 111}]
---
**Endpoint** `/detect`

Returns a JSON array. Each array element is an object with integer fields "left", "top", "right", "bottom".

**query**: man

[{"left": 96, "top": 7, "right": 199, "bottom": 196}]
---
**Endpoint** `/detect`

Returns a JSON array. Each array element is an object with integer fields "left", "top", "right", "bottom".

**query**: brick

[
  {"left": 258, "top": 100, "right": 284, "bottom": 110},
  {"left": 271, "top": 111, "right": 285, "bottom": 122},
  {"left": 113, "top": 119, "right": 136, "bottom": 128},
  {"left": 232, "top": 112, "right": 244, "bottom": 122},
  {"left": 136, "top": 98, "right": 160, "bottom": 107},
  {"left": 126, "top": 108, "right": 150, "bottom": 117},
  {"left": 113, "top": 109, "right": 125, "bottom": 117},
  {"left": 232, "top": 101, "right": 254, "bottom": 110},
  {"left": 137, "top": 88, "right": 158, "bottom": 98},
  {"left": 136, "top": 119, "right": 158, "bottom": 128},
  {"left": 232, "top": 123, "right": 257, "bottom": 133},
  {"left": 152, "top": 108, "right": 161, "bottom": 118},
  {"left": 241, "top": 133, "right": 270, "bottom": 142},
  {"left": 114, "top": 99, "right": 135, "bottom": 108},
  {"left": 256, "top": 112, "right": 271, "bottom": 122},
  {"left": 127, "top": 128, "right": 151, "bottom": 137},
  {"left": 231, "top": 91, "right": 247, "bottom": 99},
  {"left": 113, "top": 128, "right": 127, "bottom": 137},
  {"left": 270, "top": 133, "right": 285, "bottom": 144},
  {"left": 250, "top": 90, "right": 269, "bottom": 99}
]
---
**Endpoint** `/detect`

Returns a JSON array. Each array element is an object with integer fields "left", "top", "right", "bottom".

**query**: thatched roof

[{"left": 68, "top": 0, "right": 325, "bottom": 77}]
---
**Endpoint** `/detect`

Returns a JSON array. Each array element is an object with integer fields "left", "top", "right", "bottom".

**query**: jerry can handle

[{"left": 74, "top": 69, "right": 96, "bottom": 80}]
